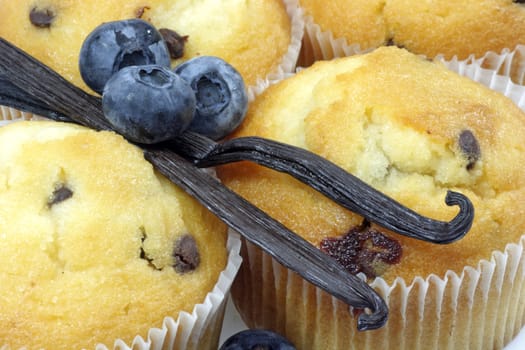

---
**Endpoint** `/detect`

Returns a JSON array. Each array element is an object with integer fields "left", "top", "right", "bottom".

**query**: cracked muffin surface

[
  {"left": 0, "top": 121, "right": 228, "bottom": 349},
  {"left": 217, "top": 46, "right": 525, "bottom": 283}
]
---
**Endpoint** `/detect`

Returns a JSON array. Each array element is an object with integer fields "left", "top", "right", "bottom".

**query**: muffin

[
  {"left": 0, "top": 0, "right": 303, "bottom": 98},
  {"left": 384, "top": 0, "right": 525, "bottom": 60},
  {"left": 217, "top": 46, "right": 525, "bottom": 349},
  {"left": 298, "top": 0, "right": 525, "bottom": 73},
  {"left": 0, "top": 120, "right": 241, "bottom": 349},
  {"left": 298, "top": 0, "right": 387, "bottom": 64}
]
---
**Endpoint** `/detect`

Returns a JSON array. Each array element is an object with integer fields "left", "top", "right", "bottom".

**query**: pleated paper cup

[
  {"left": 246, "top": 0, "right": 305, "bottom": 101},
  {"left": 298, "top": 13, "right": 372, "bottom": 67},
  {"left": 435, "top": 45, "right": 525, "bottom": 88},
  {"left": 232, "top": 236, "right": 524, "bottom": 350},
  {"left": 0, "top": 105, "right": 39, "bottom": 121},
  {"left": 230, "top": 48, "right": 525, "bottom": 350}
]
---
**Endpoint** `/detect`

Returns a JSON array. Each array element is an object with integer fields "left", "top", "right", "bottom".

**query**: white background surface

[{"left": 219, "top": 296, "right": 525, "bottom": 349}]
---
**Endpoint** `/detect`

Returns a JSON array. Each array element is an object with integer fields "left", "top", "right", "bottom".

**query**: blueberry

[
  {"left": 219, "top": 329, "right": 296, "bottom": 350},
  {"left": 174, "top": 56, "right": 248, "bottom": 140},
  {"left": 102, "top": 64, "right": 195, "bottom": 144},
  {"left": 79, "top": 19, "right": 171, "bottom": 94}
]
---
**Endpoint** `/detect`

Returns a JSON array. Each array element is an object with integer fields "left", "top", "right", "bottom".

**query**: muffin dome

[
  {"left": 0, "top": 0, "right": 294, "bottom": 92},
  {"left": 218, "top": 45, "right": 525, "bottom": 350},
  {"left": 384, "top": 0, "right": 525, "bottom": 59},
  {"left": 218, "top": 46, "right": 525, "bottom": 283},
  {"left": 0, "top": 121, "right": 228, "bottom": 349},
  {"left": 299, "top": 0, "right": 388, "bottom": 52},
  {"left": 299, "top": 0, "right": 525, "bottom": 61}
]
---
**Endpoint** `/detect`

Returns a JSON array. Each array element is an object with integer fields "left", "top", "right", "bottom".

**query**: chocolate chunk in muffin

[
  {"left": 173, "top": 234, "right": 200, "bottom": 273},
  {"left": 458, "top": 129, "right": 481, "bottom": 170},
  {"left": 29, "top": 7, "right": 55, "bottom": 28},
  {"left": 47, "top": 183, "right": 73, "bottom": 207}
]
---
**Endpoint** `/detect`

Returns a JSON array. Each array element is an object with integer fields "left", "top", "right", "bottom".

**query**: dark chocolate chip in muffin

[
  {"left": 513, "top": 0, "right": 525, "bottom": 4},
  {"left": 134, "top": 5, "right": 150, "bottom": 19},
  {"left": 458, "top": 129, "right": 481, "bottom": 170},
  {"left": 47, "top": 183, "right": 73, "bottom": 207},
  {"left": 159, "top": 28, "right": 188, "bottom": 60},
  {"left": 29, "top": 7, "right": 55, "bottom": 28},
  {"left": 320, "top": 221, "right": 402, "bottom": 279},
  {"left": 173, "top": 234, "right": 200, "bottom": 273}
]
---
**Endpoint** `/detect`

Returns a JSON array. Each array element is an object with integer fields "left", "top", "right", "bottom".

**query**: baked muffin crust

[
  {"left": 218, "top": 46, "right": 525, "bottom": 283},
  {"left": 0, "top": 121, "right": 228, "bottom": 348},
  {"left": 299, "top": 0, "right": 525, "bottom": 59},
  {"left": 0, "top": 0, "right": 292, "bottom": 91}
]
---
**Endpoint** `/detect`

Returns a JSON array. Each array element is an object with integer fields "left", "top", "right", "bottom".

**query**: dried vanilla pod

[
  {"left": 0, "top": 37, "right": 391, "bottom": 331},
  {"left": 170, "top": 132, "right": 474, "bottom": 244}
]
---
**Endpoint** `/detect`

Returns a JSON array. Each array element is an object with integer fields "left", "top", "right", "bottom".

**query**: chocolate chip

[
  {"left": 29, "top": 7, "right": 55, "bottom": 28},
  {"left": 47, "top": 184, "right": 73, "bottom": 207},
  {"left": 173, "top": 234, "right": 200, "bottom": 273},
  {"left": 158, "top": 28, "right": 188, "bottom": 60},
  {"left": 135, "top": 6, "right": 150, "bottom": 18},
  {"left": 458, "top": 129, "right": 481, "bottom": 170},
  {"left": 319, "top": 221, "right": 402, "bottom": 279},
  {"left": 513, "top": 0, "right": 525, "bottom": 3}
]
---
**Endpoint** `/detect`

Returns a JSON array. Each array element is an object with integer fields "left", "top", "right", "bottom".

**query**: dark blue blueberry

[
  {"left": 79, "top": 19, "right": 171, "bottom": 94},
  {"left": 174, "top": 56, "right": 248, "bottom": 140},
  {"left": 219, "top": 329, "right": 296, "bottom": 350},
  {"left": 102, "top": 64, "right": 195, "bottom": 144}
]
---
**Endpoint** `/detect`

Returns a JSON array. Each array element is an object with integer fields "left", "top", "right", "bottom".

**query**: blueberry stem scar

[
  {"left": 170, "top": 132, "right": 474, "bottom": 244},
  {"left": 0, "top": 37, "right": 390, "bottom": 331}
]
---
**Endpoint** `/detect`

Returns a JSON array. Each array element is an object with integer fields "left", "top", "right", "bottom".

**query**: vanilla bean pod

[
  {"left": 171, "top": 132, "right": 474, "bottom": 244},
  {"left": 144, "top": 146, "right": 388, "bottom": 331},
  {"left": 0, "top": 76, "right": 71, "bottom": 122},
  {"left": 0, "top": 37, "right": 390, "bottom": 330}
]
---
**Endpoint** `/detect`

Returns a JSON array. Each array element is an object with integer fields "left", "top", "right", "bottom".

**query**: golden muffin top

[
  {"left": 217, "top": 46, "right": 525, "bottom": 283},
  {"left": 0, "top": 0, "right": 292, "bottom": 91},
  {"left": 300, "top": 0, "right": 525, "bottom": 59},
  {"left": 0, "top": 121, "right": 228, "bottom": 349}
]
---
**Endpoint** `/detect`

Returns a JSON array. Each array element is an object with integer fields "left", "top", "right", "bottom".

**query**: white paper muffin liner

[
  {"left": 0, "top": 105, "right": 39, "bottom": 121},
  {"left": 435, "top": 45, "right": 525, "bottom": 89},
  {"left": 233, "top": 235, "right": 525, "bottom": 349},
  {"left": 298, "top": 14, "right": 371, "bottom": 67},
  {"left": 231, "top": 49, "right": 525, "bottom": 349},
  {"left": 246, "top": 0, "right": 304, "bottom": 101}
]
